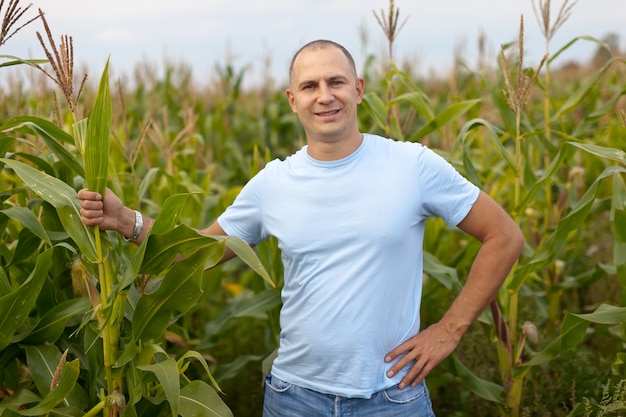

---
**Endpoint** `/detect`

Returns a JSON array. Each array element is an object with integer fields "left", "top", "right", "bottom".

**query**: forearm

[
  {"left": 440, "top": 231, "right": 523, "bottom": 339},
  {"left": 118, "top": 206, "right": 154, "bottom": 246}
]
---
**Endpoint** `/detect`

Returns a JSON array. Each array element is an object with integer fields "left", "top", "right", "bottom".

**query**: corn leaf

[
  {"left": 453, "top": 118, "right": 515, "bottom": 172},
  {"left": 612, "top": 175, "right": 626, "bottom": 292},
  {"left": 0, "top": 55, "right": 47, "bottom": 68},
  {"left": 1, "top": 159, "right": 97, "bottom": 261},
  {"left": 391, "top": 91, "right": 434, "bottom": 121},
  {"left": 138, "top": 192, "right": 273, "bottom": 286},
  {"left": 16, "top": 359, "right": 81, "bottom": 416},
  {"left": 141, "top": 225, "right": 225, "bottom": 274},
  {"left": 451, "top": 355, "right": 505, "bottom": 404},
  {"left": 521, "top": 304, "right": 626, "bottom": 369},
  {"left": 1, "top": 116, "right": 84, "bottom": 176},
  {"left": 201, "top": 289, "right": 281, "bottom": 344},
  {"left": 0, "top": 206, "right": 51, "bottom": 246},
  {"left": 177, "top": 351, "right": 224, "bottom": 395},
  {"left": 548, "top": 35, "right": 608, "bottom": 65},
  {"left": 179, "top": 381, "right": 233, "bottom": 417},
  {"left": 132, "top": 249, "right": 208, "bottom": 341},
  {"left": 137, "top": 358, "right": 180, "bottom": 417},
  {"left": 513, "top": 165, "right": 626, "bottom": 290},
  {"left": 84, "top": 60, "right": 111, "bottom": 195},
  {"left": 21, "top": 298, "right": 91, "bottom": 345},
  {"left": 0, "top": 249, "right": 52, "bottom": 351},
  {"left": 550, "top": 57, "right": 626, "bottom": 122},
  {"left": 408, "top": 99, "right": 481, "bottom": 141},
  {"left": 361, "top": 93, "right": 387, "bottom": 131},
  {"left": 23, "top": 344, "right": 88, "bottom": 410}
]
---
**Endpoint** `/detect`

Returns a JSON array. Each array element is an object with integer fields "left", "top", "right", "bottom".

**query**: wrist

[{"left": 121, "top": 207, "right": 142, "bottom": 242}]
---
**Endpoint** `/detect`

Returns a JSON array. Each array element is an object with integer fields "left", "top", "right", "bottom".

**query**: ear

[
  {"left": 286, "top": 88, "right": 297, "bottom": 113},
  {"left": 355, "top": 78, "right": 365, "bottom": 104}
]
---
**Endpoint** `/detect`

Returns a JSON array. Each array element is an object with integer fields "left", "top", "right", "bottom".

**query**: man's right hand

[{"left": 77, "top": 188, "right": 135, "bottom": 238}]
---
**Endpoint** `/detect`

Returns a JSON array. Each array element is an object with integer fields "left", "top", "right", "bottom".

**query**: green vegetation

[{"left": 0, "top": 0, "right": 625, "bottom": 416}]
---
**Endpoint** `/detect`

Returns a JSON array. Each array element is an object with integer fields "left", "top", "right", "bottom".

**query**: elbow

[{"left": 510, "top": 224, "right": 525, "bottom": 259}]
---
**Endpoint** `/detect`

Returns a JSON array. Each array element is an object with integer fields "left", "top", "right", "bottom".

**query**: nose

[{"left": 317, "top": 83, "right": 334, "bottom": 103}]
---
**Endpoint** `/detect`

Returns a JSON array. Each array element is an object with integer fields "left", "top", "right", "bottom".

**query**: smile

[{"left": 316, "top": 110, "right": 340, "bottom": 117}]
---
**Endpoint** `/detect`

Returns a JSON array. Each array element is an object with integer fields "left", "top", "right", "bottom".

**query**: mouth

[{"left": 315, "top": 109, "right": 340, "bottom": 118}]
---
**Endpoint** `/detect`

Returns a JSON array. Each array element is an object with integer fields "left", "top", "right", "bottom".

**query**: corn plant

[
  {"left": 0, "top": 5, "right": 272, "bottom": 416},
  {"left": 360, "top": 1, "right": 626, "bottom": 416}
]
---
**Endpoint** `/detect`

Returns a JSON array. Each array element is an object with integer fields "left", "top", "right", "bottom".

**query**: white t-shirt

[{"left": 218, "top": 134, "right": 480, "bottom": 398}]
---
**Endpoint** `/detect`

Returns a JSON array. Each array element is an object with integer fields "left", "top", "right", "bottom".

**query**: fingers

[
  {"left": 385, "top": 344, "right": 430, "bottom": 388},
  {"left": 385, "top": 339, "right": 417, "bottom": 378},
  {"left": 400, "top": 360, "right": 430, "bottom": 389},
  {"left": 77, "top": 188, "right": 102, "bottom": 202},
  {"left": 77, "top": 188, "right": 104, "bottom": 226}
]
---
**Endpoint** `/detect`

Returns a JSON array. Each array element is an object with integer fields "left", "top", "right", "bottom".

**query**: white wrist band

[{"left": 124, "top": 210, "right": 143, "bottom": 242}]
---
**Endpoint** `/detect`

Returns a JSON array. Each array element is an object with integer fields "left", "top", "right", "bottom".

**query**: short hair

[{"left": 288, "top": 40, "right": 358, "bottom": 84}]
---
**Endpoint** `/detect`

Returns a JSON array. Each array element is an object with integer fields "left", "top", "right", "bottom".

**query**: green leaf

[
  {"left": 513, "top": 166, "right": 626, "bottom": 290},
  {"left": 230, "top": 288, "right": 281, "bottom": 319},
  {"left": 0, "top": 55, "right": 47, "bottom": 68},
  {"left": 0, "top": 249, "right": 52, "bottom": 350},
  {"left": 0, "top": 116, "right": 84, "bottom": 176},
  {"left": 201, "top": 289, "right": 281, "bottom": 345},
  {"left": 138, "top": 192, "right": 272, "bottom": 286},
  {"left": 220, "top": 235, "right": 274, "bottom": 286},
  {"left": 612, "top": 175, "right": 626, "bottom": 288},
  {"left": 16, "top": 359, "right": 81, "bottom": 416},
  {"left": 391, "top": 91, "right": 434, "bottom": 121},
  {"left": 361, "top": 93, "right": 387, "bottom": 131},
  {"left": 141, "top": 225, "right": 225, "bottom": 275},
  {"left": 84, "top": 60, "right": 112, "bottom": 195},
  {"left": 408, "top": 99, "right": 481, "bottom": 141},
  {"left": 133, "top": 250, "right": 208, "bottom": 341},
  {"left": 567, "top": 142, "right": 626, "bottom": 166},
  {"left": 137, "top": 167, "right": 161, "bottom": 201},
  {"left": 450, "top": 355, "right": 505, "bottom": 404},
  {"left": 521, "top": 304, "right": 626, "bottom": 369},
  {"left": 423, "top": 251, "right": 462, "bottom": 293},
  {"left": 551, "top": 56, "right": 626, "bottom": 121},
  {"left": 548, "top": 34, "right": 610, "bottom": 65},
  {"left": 177, "top": 350, "right": 223, "bottom": 394},
  {"left": 0, "top": 159, "right": 97, "bottom": 261},
  {"left": 0, "top": 206, "right": 51, "bottom": 246},
  {"left": 0, "top": 389, "right": 41, "bottom": 414},
  {"left": 214, "top": 354, "right": 263, "bottom": 382},
  {"left": 179, "top": 381, "right": 233, "bottom": 417},
  {"left": 22, "top": 346, "right": 89, "bottom": 411},
  {"left": 137, "top": 358, "right": 180, "bottom": 417},
  {"left": 22, "top": 298, "right": 91, "bottom": 345},
  {"left": 453, "top": 118, "right": 515, "bottom": 173}
]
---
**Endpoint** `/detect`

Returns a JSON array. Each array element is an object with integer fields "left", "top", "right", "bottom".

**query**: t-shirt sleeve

[
  {"left": 418, "top": 147, "right": 480, "bottom": 226},
  {"left": 217, "top": 171, "right": 266, "bottom": 245}
]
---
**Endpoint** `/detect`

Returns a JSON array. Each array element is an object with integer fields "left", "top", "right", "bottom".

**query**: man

[{"left": 79, "top": 39, "right": 524, "bottom": 416}]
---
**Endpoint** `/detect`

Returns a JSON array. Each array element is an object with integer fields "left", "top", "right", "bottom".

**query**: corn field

[{"left": 0, "top": 1, "right": 625, "bottom": 416}]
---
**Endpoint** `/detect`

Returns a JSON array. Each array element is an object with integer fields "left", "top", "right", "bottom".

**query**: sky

[{"left": 4, "top": 0, "right": 625, "bottom": 87}]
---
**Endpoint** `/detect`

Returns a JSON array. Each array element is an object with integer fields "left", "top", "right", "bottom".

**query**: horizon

[{"left": 2, "top": 0, "right": 625, "bottom": 88}]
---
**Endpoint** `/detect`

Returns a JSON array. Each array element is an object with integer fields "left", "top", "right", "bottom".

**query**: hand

[
  {"left": 384, "top": 321, "right": 461, "bottom": 389},
  {"left": 77, "top": 188, "right": 126, "bottom": 233}
]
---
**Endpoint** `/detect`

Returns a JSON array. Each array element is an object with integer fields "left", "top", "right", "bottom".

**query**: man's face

[{"left": 286, "top": 46, "right": 364, "bottom": 144}]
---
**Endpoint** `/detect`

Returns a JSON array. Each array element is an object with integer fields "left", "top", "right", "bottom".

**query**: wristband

[{"left": 124, "top": 210, "right": 143, "bottom": 242}]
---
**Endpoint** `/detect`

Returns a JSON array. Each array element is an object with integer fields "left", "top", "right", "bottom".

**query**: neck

[{"left": 306, "top": 132, "right": 364, "bottom": 161}]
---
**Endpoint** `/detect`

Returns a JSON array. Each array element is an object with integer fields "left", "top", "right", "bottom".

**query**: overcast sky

[{"left": 4, "top": 0, "right": 625, "bottom": 86}]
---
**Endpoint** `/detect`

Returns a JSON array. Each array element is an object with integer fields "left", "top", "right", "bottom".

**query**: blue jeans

[{"left": 263, "top": 375, "right": 435, "bottom": 416}]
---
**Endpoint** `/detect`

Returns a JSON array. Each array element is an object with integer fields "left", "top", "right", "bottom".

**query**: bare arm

[
  {"left": 385, "top": 191, "right": 524, "bottom": 388},
  {"left": 78, "top": 188, "right": 153, "bottom": 244},
  {"left": 78, "top": 188, "right": 239, "bottom": 263}
]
